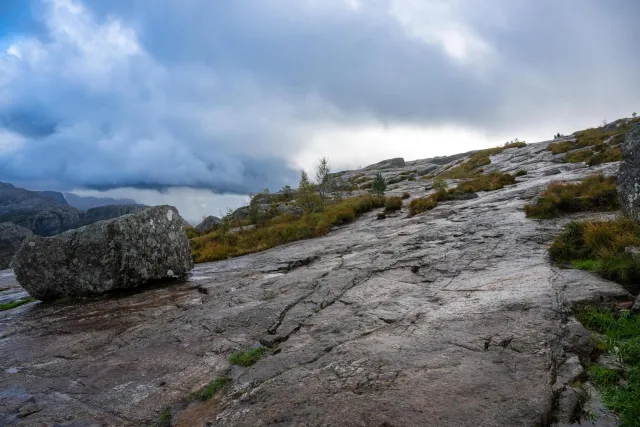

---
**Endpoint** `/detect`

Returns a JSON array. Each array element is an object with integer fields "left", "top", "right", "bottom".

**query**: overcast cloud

[{"left": 0, "top": 0, "right": 639, "bottom": 219}]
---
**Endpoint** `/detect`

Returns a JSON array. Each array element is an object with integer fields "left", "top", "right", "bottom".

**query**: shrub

[
  {"left": 376, "top": 213, "right": 386, "bottom": 220},
  {"left": 432, "top": 177, "right": 448, "bottom": 191},
  {"left": 456, "top": 172, "right": 515, "bottom": 194},
  {"left": 384, "top": 196, "right": 403, "bottom": 212},
  {"left": 515, "top": 169, "right": 527, "bottom": 177},
  {"left": 503, "top": 140, "right": 526, "bottom": 149},
  {"left": 408, "top": 195, "right": 438, "bottom": 217},
  {"left": 549, "top": 218, "right": 640, "bottom": 290},
  {"left": 371, "top": 172, "right": 387, "bottom": 196},
  {"left": 524, "top": 174, "right": 618, "bottom": 218},
  {"left": 191, "top": 195, "right": 386, "bottom": 263},
  {"left": 548, "top": 141, "right": 575, "bottom": 154},
  {"left": 229, "top": 347, "right": 267, "bottom": 367},
  {"left": 184, "top": 226, "right": 199, "bottom": 239},
  {"left": 565, "top": 149, "right": 593, "bottom": 163},
  {"left": 401, "top": 192, "right": 411, "bottom": 199},
  {"left": 587, "top": 146, "right": 623, "bottom": 166}
]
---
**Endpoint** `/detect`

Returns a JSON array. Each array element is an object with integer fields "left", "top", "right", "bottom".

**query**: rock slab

[
  {"left": 617, "top": 124, "right": 640, "bottom": 220},
  {"left": 0, "top": 222, "right": 33, "bottom": 269},
  {"left": 12, "top": 205, "right": 193, "bottom": 300}
]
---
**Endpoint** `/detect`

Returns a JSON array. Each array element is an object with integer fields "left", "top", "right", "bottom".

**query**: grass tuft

[
  {"left": 515, "top": 169, "right": 527, "bottom": 177},
  {"left": 192, "top": 378, "right": 229, "bottom": 401},
  {"left": 524, "top": 174, "right": 618, "bottom": 219},
  {"left": 384, "top": 196, "right": 403, "bottom": 213},
  {"left": 0, "top": 297, "right": 36, "bottom": 311},
  {"left": 401, "top": 192, "right": 411, "bottom": 200},
  {"left": 158, "top": 406, "right": 172, "bottom": 427},
  {"left": 229, "top": 347, "right": 267, "bottom": 367},
  {"left": 550, "top": 218, "right": 640, "bottom": 291}
]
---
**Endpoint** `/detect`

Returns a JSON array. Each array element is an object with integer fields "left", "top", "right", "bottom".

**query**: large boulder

[
  {"left": 617, "top": 125, "right": 640, "bottom": 220},
  {"left": 195, "top": 215, "right": 222, "bottom": 234},
  {"left": 12, "top": 206, "right": 193, "bottom": 301},
  {"left": 0, "top": 222, "right": 32, "bottom": 270}
]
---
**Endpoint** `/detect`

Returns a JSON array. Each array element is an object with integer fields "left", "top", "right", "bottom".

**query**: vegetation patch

[
  {"left": 401, "top": 192, "right": 411, "bottom": 200},
  {"left": 229, "top": 347, "right": 267, "bottom": 367},
  {"left": 192, "top": 378, "right": 229, "bottom": 401},
  {"left": 548, "top": 141, "right": 575, "bottom": 155},
  {"left": 0, "top": 297, "right": 36, "bottom": 311},
  {"left": 575, "top": 306, "right": 640, "bottom": 426},
  {"left": 515, "top": 169, "right": 527, "bottom": 177},
  {"left": 549, "top": 218, "right": 640, "bottom": 291},
  {"left": 408, "top": 171, "right": 516, "bottom": 217},
  {"left": 158, "top": 406, "right": 172, "bottom": 427},
  {"left": 564, "top": 146, "right": 623, "bottom": 166},
  {"left": 438, "top": 141, "right": 525, "bottom": 180},
  {"left": 524, "top": 175, "right": 618, "bottom": 219},
  {"left": 184, "top": 226, "right": 199, "bottom": 239},
  {"left": 384, "top": 197, "right": 403, "bottom": 213},
  {"left": 191, "top": 195, "right": 386, "bottom": 263}
]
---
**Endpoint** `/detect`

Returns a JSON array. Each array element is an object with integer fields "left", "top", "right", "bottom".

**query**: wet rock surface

[
  {"left": 0, "top": 141, "right": 630, "bottom": 426},
  {"left": 11, "top": 205, "right": 193, "bottom": 301}
]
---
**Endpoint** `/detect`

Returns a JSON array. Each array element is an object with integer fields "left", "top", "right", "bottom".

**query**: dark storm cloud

[{"left": 0, "top": 0, "right": 639, "bottom": 193}]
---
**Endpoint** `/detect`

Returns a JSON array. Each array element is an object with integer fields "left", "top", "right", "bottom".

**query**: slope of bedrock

[{"left": 0, "top": 140, "right": 630, "bottom": 426}]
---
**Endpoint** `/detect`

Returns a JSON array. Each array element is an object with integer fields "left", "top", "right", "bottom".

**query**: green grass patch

[
  {"left": 565, "top": 149, "right": 593, "bottom": 163},
  {"left": 191, "top": 195, "right": 386, "bottom": 263},
  {"left": 401, "top": 192, "right": 411, "bottom": 200},
  {"left": 515, "top": 169, "right": 527, "bottom": 177},
  {"left": 229, "top": 347, "right": 267, "bottom": 367},
  {"left": 550, "top": 218, "right": 640, "bottom": 291},
  {"left": 0, "top": 297, "right": 36, "bottom": 311},
  {"left": 192, "top": 378, "right": 229, "bottom": 401},
  {"left": 576, "top": 306, "right": 640, "bottom": 426},
  {"left": 548, "top": 141, "right": 575, "bottom": 154},
  {"left": 524, "top": 174, "right": 618, "bottom": 219}
]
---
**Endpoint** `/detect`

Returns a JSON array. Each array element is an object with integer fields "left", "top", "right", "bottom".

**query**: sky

[{"left": 0, "top": 0, "right": 639, "bottom": 223}]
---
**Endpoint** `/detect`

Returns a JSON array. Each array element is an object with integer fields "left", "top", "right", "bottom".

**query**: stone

[
  {"left": 12, "top": 206, "right": 193, "bottom": 301},
  {"left": 0, "top": 223, "right": 33, "bottom": 270},
  {"left": 543, "top": 168, "right": 562, "bottom": 176},
  {"left": 562, "top": 318, "right": 595, "bottom": 359},
  {"left": 617, "top": 124, "right": 640, "bottom": 220},
  {"left": 632, "top": 293, "right": 640, "bottom": 312},
  {"left": 195, "top": 216, "right": 222, "bottom": 234},
  {"left": 556, "top": 386, "right": 583, "bottom": 423}
]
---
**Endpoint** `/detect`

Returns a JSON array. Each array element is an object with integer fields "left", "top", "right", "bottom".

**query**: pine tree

[
  {"left": 371, "top": 172, "right": 387, "bottom": 197},
  {"left": 296, "top": 171, "right": 322, "bottom": 213},
  {"left": 315, "top": 157, "right": 332, "bottom": 201}
]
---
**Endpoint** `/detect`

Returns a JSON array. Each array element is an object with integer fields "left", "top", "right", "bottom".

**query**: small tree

[
  {"left": 633, "top": 112, "right": 637, "bottom": 118},
  {"left": 280, "top": 185, "right": 293, "bottom": 201},
  {"left": 315, "top": 157, "right": 332, "bottom": 201},
  {"left": 432, "top": 177, "right": 448, "bottom": 191},
  {"left": 370, "top": 172, "right": 387, "bottom": 196},
  {"left": 296, "top": 170, "right": 323, "bottom": 213}
]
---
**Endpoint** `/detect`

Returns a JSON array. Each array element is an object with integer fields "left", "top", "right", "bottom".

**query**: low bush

[
  {"left": 229, "top": 347, "right": 267, "bottom": 367},
  {"left": 564, "top": 149, "right": 593, "bottom": 163},
  {"left": 549, "top": 218, "right": 640, "bottom": 290},
  {"left": 587, "top": 146, "right": 623, "bottom": 166},
  {"left": 515, "top": 169, "right": 527, "bottom": 177},
  {"left": 384, "top": 197, "right": 403, "bottom": 212},
  {"left": 575, "top": 306, "right": 640, "bottom": 426},
  {"left": 456, "top": 172, "right": 515, "bottom": 194},
  {"left": 408, "top": 195, "right": 439, "bottom": 217},
  {"left": 524, "top": 174, "right": 618, "bottom": 218},
  {"left": 191, "top": 195, "right": 386, "bottom": 263},
  {"left": 401, "top": 192, "right": 411, "bottom": 200},
  {"left": 184, "top": 226, "right": 199, "bottom": 239}
]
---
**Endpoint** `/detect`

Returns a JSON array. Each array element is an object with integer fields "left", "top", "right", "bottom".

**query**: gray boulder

[
  {"left": 0, "top": 223, "right": 32, "bottom": 270},
  {"left": 12, "top": 206, "right": 193, "bottom": 301},
  {"left": 195, "top": 215, "right": 222, "bottom": 234},
  {"left": 617, "top": 125, "right": 640, "bottom": 220}
]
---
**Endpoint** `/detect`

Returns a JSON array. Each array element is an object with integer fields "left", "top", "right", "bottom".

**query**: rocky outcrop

[
  {"left": 35, "top": 191, "right": 69, "bottom": 206},
  {"left": 12, "top": 206, "right": 193, "bottom": 301},
  {"left": 0, "top": 222, "right": 32, "bottom": 269},
  {"left": 195, "top": 215, "right": 222, "bottom": 234},
  {"left": 364, "top": 157, "right": 405, "bottom": 170},
  {"left": 617, "top": 125, "right": 640, "bottom": 220},
  {"left": 0, "top": 139, "right": 627, "bottom": 426}
]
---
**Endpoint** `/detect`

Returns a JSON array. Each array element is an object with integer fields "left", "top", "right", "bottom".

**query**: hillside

[{"left": 1, "top": 122, "right": 638, "bottom": 426}]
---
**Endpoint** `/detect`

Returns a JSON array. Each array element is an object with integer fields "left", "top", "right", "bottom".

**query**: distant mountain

[
  {"left": 0, "top": 182, "right": 147, "bottom": 237},
  {"left": 64, "top": 193, "right": 141, "bottom": 210},
  {"left": 36, "top": 191, "right": 70, "bottom": 206}
]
